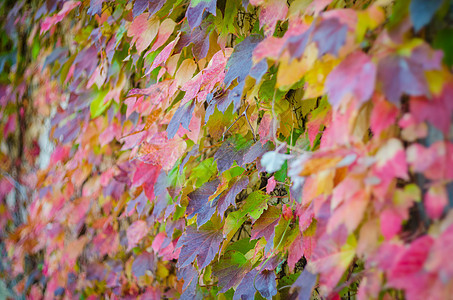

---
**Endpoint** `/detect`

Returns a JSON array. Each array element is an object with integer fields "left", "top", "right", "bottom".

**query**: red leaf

[
  {"left": 425, "top": 224, "right": 453, "bottom": 280},
  {"left": 410, "top": 83, "right": 453, "bottom": 134},
  {"left": 388, "top": 235, "right": 434, "bottom": 281},
  {"left": 370, "top": 93, "right": 399, "bottom": 136},
  {"left": 136, "top": 133, "right": 186, "bottom": 171},
  {"left": 93, "top": 225, "right": 119, "bottom": 256}
]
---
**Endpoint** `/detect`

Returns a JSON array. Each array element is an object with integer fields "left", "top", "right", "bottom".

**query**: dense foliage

[{"left": 1, "top": 0, "right": 453, "bottom": 299}]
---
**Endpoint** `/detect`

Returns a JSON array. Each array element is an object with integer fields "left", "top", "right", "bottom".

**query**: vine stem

[{"left": 222, "top": 105, "right": 256, "bottom": 141}]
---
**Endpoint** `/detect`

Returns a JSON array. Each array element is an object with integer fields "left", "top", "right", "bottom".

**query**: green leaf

[
  {"left": 243, "top": 191, "right": 269, "bottom": 220},
  {"left": 90, "top": 89, "right": 111, "bottom": 118},
  {"left": 433, "top": 29, "right": 453, "bottom": 67},
  {"left": 190, "top": 157, "right": 217, "bottom": 187}
]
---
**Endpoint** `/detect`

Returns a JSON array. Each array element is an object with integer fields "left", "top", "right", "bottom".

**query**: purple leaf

[
  {"left": 179, "top": 146, "right": 199, "bottom": 174},
  {"left": 243, "top": 141, "right": 274, "bottom": 165},
  {"left": 132, "top": 251, "right": 156, "bottom": 278},
  {"left": 325, "top": 51, "right": 376, "bottom": 108},
  {"left": 217, "top": 177, "right": 249, "bottom": 218},
  {"left": 250, "top": 59, "right": 268, "bottom": 83},
  {"left": 286, "top": 26, "right": 313, "bottom": 60},
  {"left": 180, "top": 276, "right": 199, "bottom": 300},
  {"left": 186, "top": 0, "right": 217, "bottom": 29},
  {"left": 233, "top": 269, "right": 258, "bottom": 300},
  {"left": 228, "top": 80, "right": 246, "bottom": 111},
  {"left": 149, "top": 0, "right": 166, "bottom": 17},
  {"left": 312, "top": 18, "right": 347, "bottom": 57},
  {"left": 176, "top": 221, "right": 223, "bottom": 269},
  {"left": 87, "top": 0, "right": 104, "bottom": 16},
  {"left": 176, "top": 21, "right": 212, "bottom": 60},
  {"left": 127, "top": 191, "right": 149, "bottom": 216},
  {"left": 251, "top": 206, "right": 280, "bottom": 240},
  {"left": 187, "top": 179, "right": 220, "bottom": 227},
  {"left": 377, "top": 55, "right": 429, "bottom": 103},
  {"left": 73, "top": 46, "right": 98, "bottom": 81},
  {"left": 224, "top": 35, "right": 263, "bottom": 87},
  {"left": 167, "top": 102, "right": 195, "bottom": 139},
  {"left": 205, "top": 90, "right": 231, "bottom": 122},
  {"left": 212, "top": 251, "right": 250, "bottom": 293},
  {"left": 177, "top": 264, "right": 198, "bottom": 292},
  {"left": 153, "top": 170, "right": 168, "bottom": 197},
  {"left": 289, "top": 269, "right": 318, "bottom": 300},
  {"left": 255, "top": 270, "right": 277, "bottom": 299},
  {"left": 133, "top": 0, "right": 149, "bottom": 18},
  {"left": 214, "top": 135, "right": 253, "bottom": 173}
]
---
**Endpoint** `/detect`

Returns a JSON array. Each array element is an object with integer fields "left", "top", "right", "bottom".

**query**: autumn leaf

[
  {"left": 127, "top": 13, "right": 160, "bottom": 54},
  {"left": 308, "top": 228, "right": 356, "bottom": 294},
  {"left": 127, "top": 220, "right": 149, "bottom": 251},
  {"left": 136, "top": 133, "right": 187, "bottom": 171},
  {"left": 214, "top": 134, "right": 254, "bottom": 173},
  {"left": 212, "top": 250, "right": 251, "bottom": 293},
  {"left": 224, "top": 35, "right": 263, "bottom": 87},
  {"left": 187, "top": 179, "right": 220, "bottom": 227},
  {"left": 251, "top": 206, "right": 280, "bottom": 241},
  {"left": 186, "top": 0, "right": 217, "bottom": 29},
  {"left": 217, "top": 177, "right": 249, "bottom": 218},
  {"left": 132, "top": 251, "right": 156, "bottom": 278},
  {"left": 176, "top": 219, "right": 224, "bottom": 269},
  {"left": 325, "top": 51, "right": 376, "bottom": 108},
  {"left": 312, "top": 18, "right": 348, "bottom": 57},
  {"left": 259, "top": 0, "right": 288, "bottom": 36},
  {"left": 410, "top": 0, "right": 443, "bottom": 32},
  {"left": 377, "top": 55, "right": 429, "bottom": 103}
]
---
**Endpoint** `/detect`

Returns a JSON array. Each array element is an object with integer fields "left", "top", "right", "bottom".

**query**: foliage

[{"left": 1, "top": 0, "right": 453, "bottom": 299}]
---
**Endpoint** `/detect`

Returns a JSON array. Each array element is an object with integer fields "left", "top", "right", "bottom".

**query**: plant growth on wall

[{"left": 1, "top": 0, "right": 453, "bottom": 299}]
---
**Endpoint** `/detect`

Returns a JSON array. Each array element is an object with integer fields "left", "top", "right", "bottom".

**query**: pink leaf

[
  {"left": 388, "top": 235, "right": 434, "bottom": 282},
  {"left": 127, "top": 220, "right": 149, "bottom": 251},
  {"left": 151, "top": 19, "right": 176, "bottom": 51},
  {"left": 136, "top": 132, "right": 187, "bottom": 171},
  {"left": 425, "top": 184, "right": 447, "bottom": 219},
  {"left": 266, "top": 176, "right": 277, "bottom": 194},
  {"left": 127, "top": 13, "right": 160, "bottom": 54},
  {"left": 425, "top": 224, "right": 453, "bottom": 280},
  {"left": 259, "top": 0, "right": 288, "bottom": 36},
  {"left": 370, "top": 93, "right": 399, "bottom": 136},
  {"left": 380, "top": 209, "right": 402, "bottom": 240},
  {"left": 296, "top": 203, "right": 314, "bottom": 232},
  {"left": 325, "top": 51, "right": 376, "bottom": 108},
  {"left": 148, "top": 38, "right": 179, "bottom": 73},
  {"left": 41, "top": 1, "right": 81, "bottom": 34}
]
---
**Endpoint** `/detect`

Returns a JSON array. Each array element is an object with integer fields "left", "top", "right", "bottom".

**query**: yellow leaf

[
  {"left": 276, "top": 43, "right": 317, "bottom": 89},
  {"left": 356, "top": 5, "right": 385, "bottom": 43},
  {"left": 304, "top": 56, "right": 339, "bottom": 99},
  {"left": 426, "top": 68, "right": 452, "bottom": 96},
  {"left": 175, "top": 58, "right": 197, "bottom": 87}
]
